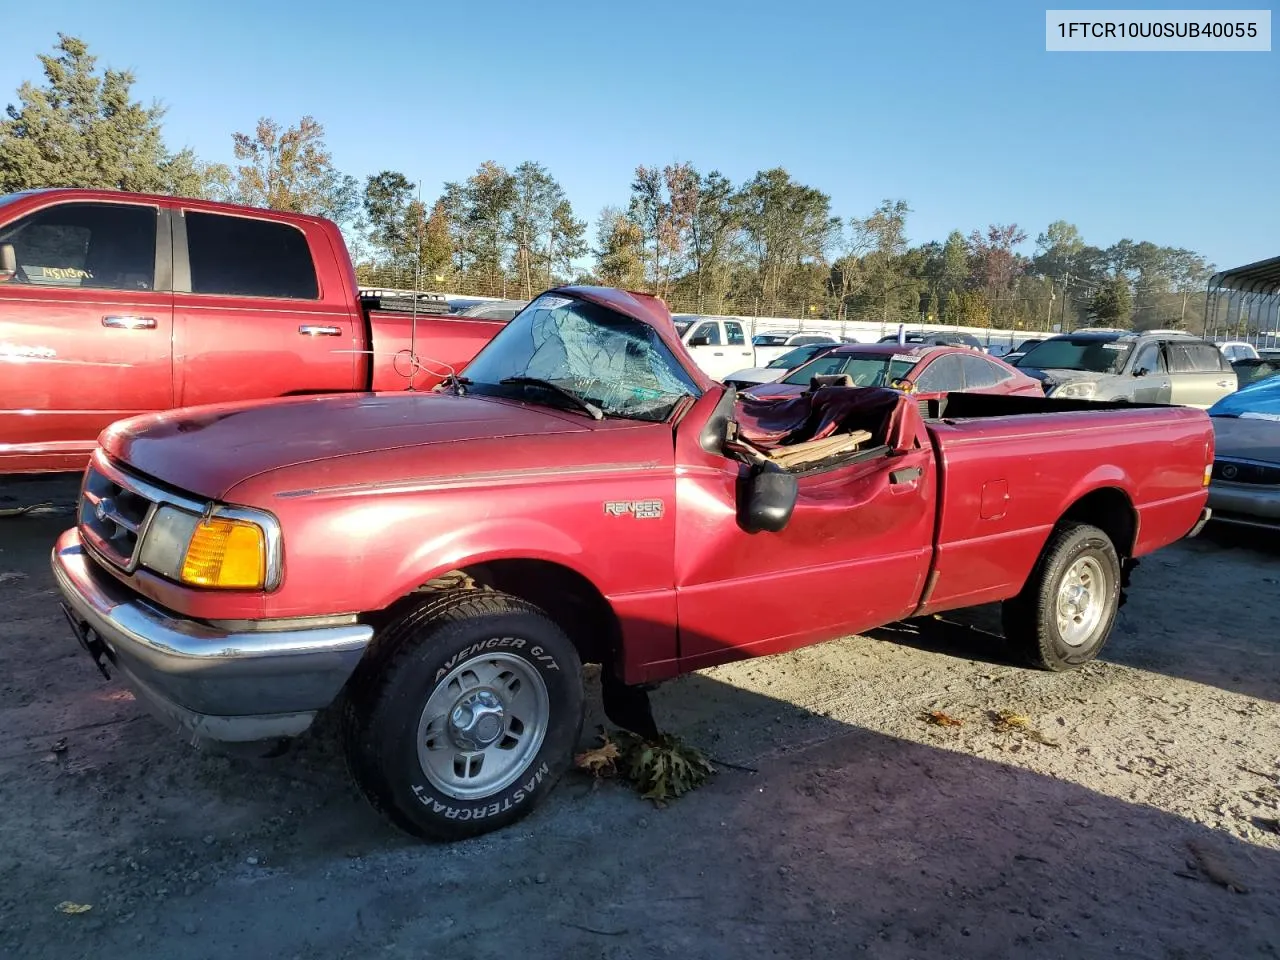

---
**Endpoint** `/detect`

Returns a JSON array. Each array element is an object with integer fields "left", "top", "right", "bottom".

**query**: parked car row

[
  {"left": 1012, "top": 330, "right": 1237, "bottom": 408},
  {"left": 742, "top": 343, "right": 1043, "bottom": 400}
]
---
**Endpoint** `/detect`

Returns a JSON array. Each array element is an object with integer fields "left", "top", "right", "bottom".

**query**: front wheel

[
  {"left": 342, "top": 591, "right": 584, "bottom": 841},
  {"left": 1001, "top": 522, "right": 1122, "bottom": 671}
]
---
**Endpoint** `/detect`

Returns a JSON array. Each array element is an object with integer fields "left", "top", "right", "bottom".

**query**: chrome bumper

[
  {"left": 51, "top": 529, "right": 373, "bottom": 743},
  {"left": 1208, "top": 481, "right": 1280, "bottom": 530},
  {"left": 1185, "top": 507, "right": 1212, "bottom": 539}
]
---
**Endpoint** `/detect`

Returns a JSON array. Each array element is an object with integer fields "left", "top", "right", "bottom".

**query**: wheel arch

[
  {"left": 370, "top": 553, "right": 624, "bottom": 676},
  {"left": 1056, "top": 485, "right": 1138, "bottom": 560}
]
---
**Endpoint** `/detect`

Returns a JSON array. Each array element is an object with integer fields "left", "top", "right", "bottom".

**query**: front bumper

[
  {"left": 51, "top": 529, "right": 374, "bottom": 743},
  {"left": 1207, "top": 481, "right": 1280, "bottom": 531}
]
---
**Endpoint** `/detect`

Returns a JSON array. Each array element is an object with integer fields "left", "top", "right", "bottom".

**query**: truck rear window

[{"left": 185, "top": 212, "right": 319, "bottom": 300}]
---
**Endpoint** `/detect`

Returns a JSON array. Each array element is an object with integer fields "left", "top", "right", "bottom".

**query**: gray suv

[{"left": 1015, "top": 330, "right": 1238, "bottom": 408}]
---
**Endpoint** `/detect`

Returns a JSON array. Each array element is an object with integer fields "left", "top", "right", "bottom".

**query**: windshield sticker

[
  {"left": 890, "top": 354, "right": 922, "bottom": 364},
  {"left": 1102, "top": 343, "right": 1127, "bottom": 350},
  {"left": 530, "top": 295, "right": 573, "bottom": 312}
]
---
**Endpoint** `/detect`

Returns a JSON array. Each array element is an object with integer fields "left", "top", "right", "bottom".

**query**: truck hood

[
  {"left": 1021, "top": 367, "right": 1109, "bottom": 386},
  {"left": 1211, "top": 414, "right": 1280, "bottom": 464},
  {"left": 726, "top": 367, "right": 782, "bottom": 384},
  {"left": 100, "top": 392, "right": 591, "bottom": 500}
]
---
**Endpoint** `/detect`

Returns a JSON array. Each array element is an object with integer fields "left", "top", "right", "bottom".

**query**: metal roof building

[{"left": 1205, "top": 255, "right": 1280, "bottom": 347}]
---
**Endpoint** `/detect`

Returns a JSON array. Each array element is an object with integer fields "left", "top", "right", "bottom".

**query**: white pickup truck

[{"left": 672, "top": 315, "right": 756, "bottom": 380}]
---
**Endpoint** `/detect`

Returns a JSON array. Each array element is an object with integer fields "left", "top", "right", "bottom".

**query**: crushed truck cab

[{"left": 52, "top": 286, "right": 1213, "bottom": 841}]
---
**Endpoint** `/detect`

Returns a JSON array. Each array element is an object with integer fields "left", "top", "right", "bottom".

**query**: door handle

[
  {"left": 1217, "top": 380, "right": 1233, "bottom": 387},
  {"left": 890, "top": 466, "right": 923, "bottom": 484},
  {"left": 713, "top": 351, "right": 724, "bottom": 357},
  {"left": 299, "top": 324, "right": 342, "bottom": 337},
  {"left": 102, "top": 315, "right": 156, "bottom": 330}
]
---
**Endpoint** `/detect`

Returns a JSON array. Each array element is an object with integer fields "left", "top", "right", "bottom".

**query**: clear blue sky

[{"left": 2, "top": 0, "right": 1276, "bottom": 269}]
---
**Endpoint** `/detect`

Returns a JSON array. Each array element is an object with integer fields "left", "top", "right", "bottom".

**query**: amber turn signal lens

[
  {"left": 1203, "top": 464, "right": 1213, "bottom": 487},
  {"left": 180, "top": 518, "right": 266, "bottom": 589}
]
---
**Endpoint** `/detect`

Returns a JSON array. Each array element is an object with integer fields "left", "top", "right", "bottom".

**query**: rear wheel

[
  {"left": 342, "top": 591, "right": 583, "bottom": 841},
  {"left": 1001, "top": 522, "right": 1121, "bottom": 671}
]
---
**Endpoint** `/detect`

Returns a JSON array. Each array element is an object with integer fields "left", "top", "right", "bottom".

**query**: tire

[
  {"left": 341, "top": 591, "right": 584, "bottom": 841},
  {"left": 1001, "top": 522, "right": 1121, "bottom": 672}
]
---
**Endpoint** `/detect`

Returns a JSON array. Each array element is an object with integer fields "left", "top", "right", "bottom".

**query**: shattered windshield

[{"left": 461, "top": 293, "right": 701, "bottom": 421}]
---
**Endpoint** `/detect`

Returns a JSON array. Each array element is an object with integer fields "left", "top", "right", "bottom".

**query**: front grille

[
  {"left": 79, "top": 463, "right": 159, "bottom": 570},
  {"left": 1213, "top": 459, "right": 1280, "bottom": 486}
]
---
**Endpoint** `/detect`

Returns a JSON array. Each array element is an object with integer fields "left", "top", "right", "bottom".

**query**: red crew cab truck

[
  {"left": 52, "top": 286, "right": 1213, "bottom": 841},
  {"left": 0, "top": 189, "right": 501, "bottom": 474}
]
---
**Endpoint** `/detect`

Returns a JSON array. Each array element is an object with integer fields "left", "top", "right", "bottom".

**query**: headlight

[
  {"left": 1051, "top": 381, "right": 1098, "bottom": 399},
  {"left": 138, "top": 504, "right": 279, "bottom": 590}
]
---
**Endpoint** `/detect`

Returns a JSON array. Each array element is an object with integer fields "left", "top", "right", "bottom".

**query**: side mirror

[
  {"left": 0, "top": 243, "right": 15, "bottom": 282},
  {"left": 688, "top": 334, "right": 710, "bottom": 347},
  {"left": 890, "top": 378, "right": 916, "bottom": 393},
  {"left": 739, "top": 463, "right": 799, "bottom": 534},
  {"left": 1133, "top": 367, "right": 1148, "bottom": 378}
]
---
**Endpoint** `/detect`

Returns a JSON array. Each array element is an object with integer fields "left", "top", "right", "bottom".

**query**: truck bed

[
  {"left": 916, "top": 391, "right": 1212, "bottom": 616},
  {"left": 364, "top": 310, "right": 506, "bottom": 391}
]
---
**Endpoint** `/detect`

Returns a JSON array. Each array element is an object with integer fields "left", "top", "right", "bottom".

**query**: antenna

[{"left": 408, "top": 180, "right": 425, "bottom": 391}]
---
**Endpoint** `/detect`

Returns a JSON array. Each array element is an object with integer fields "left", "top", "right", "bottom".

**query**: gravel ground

[{"left": 1, "top": 475, "right": 1277, "bottom": 960}]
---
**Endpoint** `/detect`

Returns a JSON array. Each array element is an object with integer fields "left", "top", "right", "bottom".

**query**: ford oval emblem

[
  {"left": 95, "top": 497, "right": 114, "bottom": 522},
  {"left": 1222, "top": 465, "right": 1238, "bottom": 480}
]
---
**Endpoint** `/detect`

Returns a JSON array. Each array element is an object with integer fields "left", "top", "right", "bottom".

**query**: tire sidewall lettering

[
  {"left": 412, "top": 761, "right": 551, "bottom": 819},
  {"left": 432, "top": 636, "right": 562, "bottom": 683}
]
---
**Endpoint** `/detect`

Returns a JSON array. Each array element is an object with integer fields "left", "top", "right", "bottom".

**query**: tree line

[{"left": 0, "top": 34, "right": 1217, "bottom": 333}]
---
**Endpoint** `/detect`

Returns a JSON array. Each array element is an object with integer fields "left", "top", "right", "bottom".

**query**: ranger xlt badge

[{"left": 604, "top": 500, "right": 664, "bottom": 519}]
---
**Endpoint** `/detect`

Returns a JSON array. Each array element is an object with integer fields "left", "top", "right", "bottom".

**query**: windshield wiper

[
  {"left": 441, "top": 374, "right": 472, "bottom": 396},
  {"left": 498, "top": 376, "right": 604, "bottom": 421}
]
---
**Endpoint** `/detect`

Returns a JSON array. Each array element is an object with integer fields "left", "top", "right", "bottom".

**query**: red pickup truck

[
  {"left": 0, "top": 189, "right": 501, "bottom": 474},
  {"left": 51, "top": 286, "right": 1214, "bottom": 841}
]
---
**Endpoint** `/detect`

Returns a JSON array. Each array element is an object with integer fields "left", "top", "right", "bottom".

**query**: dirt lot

[{"left": 1, "top": 475, "right": 1278, "bottom": 960}]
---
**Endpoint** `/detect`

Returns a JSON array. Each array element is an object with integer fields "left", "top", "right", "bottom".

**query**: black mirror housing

[
  {"left": 699, "top": 384, "right": 739, "bottom": 456},
  {"left": 689, "top": 335, "right": 710, "bottom": 347},
  {"left": 739, "top": 463, "right": 799, "bottom": 534}
]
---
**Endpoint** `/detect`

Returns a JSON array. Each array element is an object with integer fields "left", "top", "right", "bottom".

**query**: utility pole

[
  {"left": 408, "top": 180, "right": 424, "bottom": 391},
  {"left": 1060, "top": 272, "right": 1071, "bottom": 330},
  {"left": 1046, "top": 278, "right": 1056, "bottom": 329}
]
